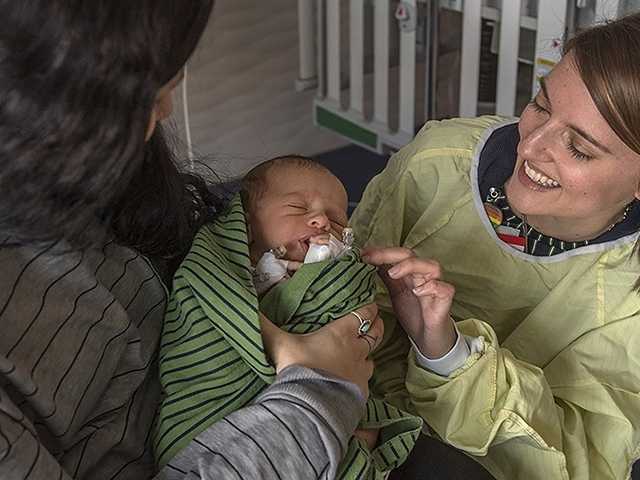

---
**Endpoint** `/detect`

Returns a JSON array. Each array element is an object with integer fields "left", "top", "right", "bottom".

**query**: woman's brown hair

[
  {"left": 564, "top": 12, "right": 640, "bottom": 156},
  {"left": 564, "top": 13, "right": 640, "bottom": 289}
]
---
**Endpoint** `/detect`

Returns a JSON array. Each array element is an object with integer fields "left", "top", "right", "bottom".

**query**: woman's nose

[{"left": 519, "top": 121, "right": 553, "bottom": 160}]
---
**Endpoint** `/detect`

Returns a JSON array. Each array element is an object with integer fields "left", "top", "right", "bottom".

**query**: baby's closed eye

[{"left": 287, "top": 204, "right": 307, "bottom": 212}]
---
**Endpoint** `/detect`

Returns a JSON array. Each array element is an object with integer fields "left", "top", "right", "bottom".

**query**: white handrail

[
  {"left": 595, "top": 0, "right": 620, "bottom": 22},
  {"left": 459, "top": 0, "right": 482, "bottom": 117},
  {"left": 373, "top": 0, "right": 390, "bottom": 126},
  {"left": 326, "top": 0, "right": 341, "bottom": 104},
  {"left": 350, "top": 0, "right": 365, "bottom": 116},
  {"left": 307, "top": 0, "right": 627, "bottom": 154},
  {"left": 296, "top": 0, "right": 317, "bottom": 91},
  {"left": 398, "top": 0, "right": 417, "bottom": 136},
  {"left": 532, "top": 0, "right": 568, "bottom": 96},
  {"left": 496, "top": 0, "right": 521, "bottom": 116}
]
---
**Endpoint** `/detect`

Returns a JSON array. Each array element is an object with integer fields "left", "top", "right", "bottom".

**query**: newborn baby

[
  {"left": 241, "top": 155, "right": 353, "bottom": 295},
  {"left": 154, "top": 155, "right": 423, "bottom": 476}
]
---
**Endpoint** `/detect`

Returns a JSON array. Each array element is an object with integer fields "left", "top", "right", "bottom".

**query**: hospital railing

[{"left": 296, "top": 0, "right": 633, "bottom": 153}]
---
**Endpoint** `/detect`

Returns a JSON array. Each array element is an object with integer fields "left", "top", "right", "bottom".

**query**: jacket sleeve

[
  {"left": 158, "top": 366, "right": 366, "bottom": 480},
  {"left": 1, "top": 365, "right": 366, "bottom": 480},
  {"left": 405, "top": 316, "right": 640, "bottom": 479},
  {"left": 0, "top": 243, "right": 167, "bottom": 480},
  {"left": 0, "top": 397, "right": 76, "bottom": 479}
]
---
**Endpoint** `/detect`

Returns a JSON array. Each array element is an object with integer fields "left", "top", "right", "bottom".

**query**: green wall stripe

[{"left": 316, "top": 105, "right": 377, "bottom": 149}]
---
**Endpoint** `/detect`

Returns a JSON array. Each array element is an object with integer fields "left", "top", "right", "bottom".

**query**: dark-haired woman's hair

[{"left": 0, "top": 0, "right": 215, "bottom": 266}]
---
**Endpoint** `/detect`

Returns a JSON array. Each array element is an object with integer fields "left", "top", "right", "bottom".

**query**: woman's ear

[
  {"left": 145, "top": 108, "right": 158, "bottom": 142},
  {"left": 145, "top": 80, "right": 177, "bottom": 142}
]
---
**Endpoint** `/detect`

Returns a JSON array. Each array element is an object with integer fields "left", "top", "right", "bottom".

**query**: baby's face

[{"left": 249, "top": 165, "right": 349, "bottom": 263}]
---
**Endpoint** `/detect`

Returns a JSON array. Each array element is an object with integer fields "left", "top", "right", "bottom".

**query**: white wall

[{"left": 172, "top": 0, "right": 348, "bottom": 180}]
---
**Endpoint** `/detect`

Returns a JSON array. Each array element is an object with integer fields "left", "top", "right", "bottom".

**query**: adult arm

[
  {"left": 160, "top": 365, "right": 366, "bottom": 480},
  {"left": 404, "top": 316, "right": 640, "bottom": 479},
  {"left": 159, "top": 306, "right": 383, "bottom": 479},
  {"left": 0, "top": 398, "right": 74, "bottom": 479},
  {"left": 0, "top": 366, "right": 366, "bottom": 480},
  {"left": 0, "top": 242, "right": 168, "bottom": 479}
]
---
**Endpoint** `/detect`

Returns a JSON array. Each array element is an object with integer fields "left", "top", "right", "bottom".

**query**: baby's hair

[{"left": 241, "top": 155, "right": 331, "bottom": 211}]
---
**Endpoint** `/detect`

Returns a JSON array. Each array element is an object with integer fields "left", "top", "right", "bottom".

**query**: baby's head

[{"left": 241, "top": 155, "right": 349, "bottom": 264}]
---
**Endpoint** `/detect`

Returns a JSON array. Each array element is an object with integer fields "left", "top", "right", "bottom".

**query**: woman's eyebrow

[
  {"left": 539, "top": 76, "right": 612, "bottom": 154},
  {"left": 571, "top": 124, "right": 612, "bottom": 154}
]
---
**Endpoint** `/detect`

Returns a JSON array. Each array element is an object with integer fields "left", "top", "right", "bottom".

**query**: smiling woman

[
  {"left": 351, "top": 11, "right": 640, "bottom": 480},
  {"left": 505, "top": 53, "right": 640, "bottom": 243}
]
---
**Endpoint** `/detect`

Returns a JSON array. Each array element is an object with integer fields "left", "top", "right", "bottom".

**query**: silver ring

[{"left": 351, "top": 310, "right": 372, "bottom": 337}]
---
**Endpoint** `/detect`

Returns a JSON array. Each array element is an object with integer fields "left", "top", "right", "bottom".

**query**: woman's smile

[
  {"left": 523, "top": 160, "right": 560, "bottom": 188},
  {"left": 515, "top": 159, "right": 561, "bottom": 193}
]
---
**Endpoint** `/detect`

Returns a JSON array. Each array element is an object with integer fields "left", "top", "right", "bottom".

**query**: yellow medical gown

[{"left": 351, "top": 116, "right": 640, "bottom": 479}]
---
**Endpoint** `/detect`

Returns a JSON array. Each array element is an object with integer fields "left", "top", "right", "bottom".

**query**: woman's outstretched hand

[
  {"left": 260, "top": 303, "right": 383, "bottom": 398},
  {"left": 362, "top": 247, "right": 456, "bottom": 359}
]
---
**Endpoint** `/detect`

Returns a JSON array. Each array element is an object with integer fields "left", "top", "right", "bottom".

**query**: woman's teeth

[{"left": 524, "top": 161, "right": 560, "bottom": 188}]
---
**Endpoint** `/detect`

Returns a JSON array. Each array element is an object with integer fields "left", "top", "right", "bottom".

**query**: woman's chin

[{"left": 505, "top": 178, "right": 557, "bottom": 219}]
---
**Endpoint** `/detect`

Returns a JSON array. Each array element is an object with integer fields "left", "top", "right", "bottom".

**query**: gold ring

[{"left": 352, "top": 310, "right": 372, "bottom": 337}]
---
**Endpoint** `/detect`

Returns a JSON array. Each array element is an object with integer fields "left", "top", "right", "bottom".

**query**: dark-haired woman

[
  {"left": 354, "top": 12, "right": 640, "bottom": 480},
  {"left": 0, "top": 1, "right": 382, "bottom": 478}
]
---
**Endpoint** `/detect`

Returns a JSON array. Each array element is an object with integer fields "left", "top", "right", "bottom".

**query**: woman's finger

[
  {"left": 351, "top": 303, "right": 378, "bottom": 326},
  {"left": 361, "top": 246, "right": 415, "bottom": 266},
  {"left": 347, "top": 305, "right": 384, "bottom": 358},
  {"left": 387, "top": 256, "right": 442, "bottom": 281},
  {"left": 412, "top": 278, "right": 455, "bottom": 300},
  {"left": 411, "top": 273, "right": 427, "bottom": 289},
  {"left": 356, "top": 315, "right": 384, "bottom": 357},
  {"left": 367, "top": 315, "right": 384, "bottom": 349}
]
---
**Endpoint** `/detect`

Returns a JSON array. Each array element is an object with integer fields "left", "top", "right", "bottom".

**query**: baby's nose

[{"left": 308, "top": 213, "right": 330, "bottom": 230}]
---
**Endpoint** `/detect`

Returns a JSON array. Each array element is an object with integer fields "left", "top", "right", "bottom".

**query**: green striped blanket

[{"left": 153, "top": 195, "right": 422, "bottom": 478}]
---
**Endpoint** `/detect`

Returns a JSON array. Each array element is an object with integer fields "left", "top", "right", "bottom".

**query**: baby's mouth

[{"left": 300, "top": 237, "right": 311, "bottom": 253}]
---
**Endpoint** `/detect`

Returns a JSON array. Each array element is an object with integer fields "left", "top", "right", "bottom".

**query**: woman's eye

[
  {"left": 528, "top": 99, "right": 549, "bottom": 115},
  {"left": 566, "top": 140, "right": 593, "bottom": 161}
]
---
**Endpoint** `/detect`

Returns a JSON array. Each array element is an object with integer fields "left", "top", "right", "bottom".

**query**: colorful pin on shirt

[
  {"left": 484, "top": 202, "right": 503, "bottom": 226},
  {"left": 496, "top": 225, "right": 526, "bottom": 251}
]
